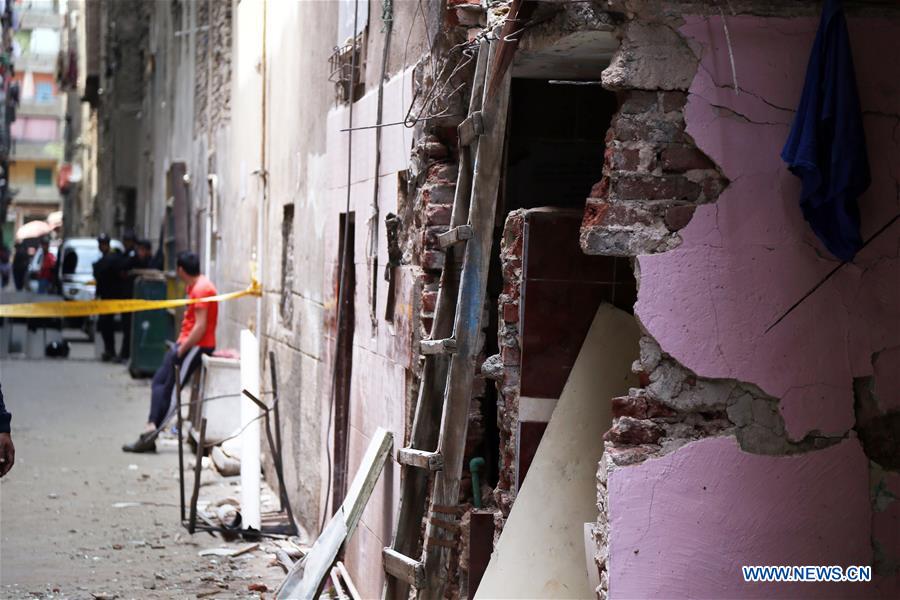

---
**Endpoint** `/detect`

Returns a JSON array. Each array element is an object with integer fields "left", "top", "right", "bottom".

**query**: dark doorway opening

[
  {"left": 332, "top": 212, "right": 356, "bottom": 515},
  {"left": 503, "top": 78, "right": 617, "bottom": 213}
]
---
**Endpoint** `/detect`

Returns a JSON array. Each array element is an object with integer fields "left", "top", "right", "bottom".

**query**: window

[{"left": 35, "top": 168, "right": 53, "bottom": 187}]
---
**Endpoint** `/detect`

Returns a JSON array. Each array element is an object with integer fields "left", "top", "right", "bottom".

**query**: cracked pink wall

[
  {"left": 635, "top": 16, "right": 900, "bottom": 440},
  {"left": 608, "top": 436, "right": 871, "bottom": 599}
]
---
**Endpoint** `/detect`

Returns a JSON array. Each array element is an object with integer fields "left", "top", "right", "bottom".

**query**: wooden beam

[
  {"left": 382, "top": 548, "right": 425, "bottom": 588},
  {"left": 276, "top": 428, "right": 393, "bottom": 599},
  {"left": 397, "top": 448, "right": 444, "bottom": 471}
]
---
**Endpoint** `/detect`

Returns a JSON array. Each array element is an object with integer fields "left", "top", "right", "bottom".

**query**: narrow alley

[
  {"left": 1, "top": 0, "right": 899, "bottom": 599},
  {"left": 0, "top": 337, "right": 284, "bottom": 599}
]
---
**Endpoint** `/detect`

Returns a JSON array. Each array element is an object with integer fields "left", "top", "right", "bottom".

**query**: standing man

[
  {"left": 123, "top": 252, "right": 218, "bottom": 453},
  {"left": 36, "top": 237, "right": 56, "bottom": 294},
  {"left": 0, "top": 384, "right": 14, "bottom": 477},
  {"left": 12, "top": 243, "right": 28, "bottom": 291},
  {"left": 93, "top": 234, "right": 126, "bottom": 361}
]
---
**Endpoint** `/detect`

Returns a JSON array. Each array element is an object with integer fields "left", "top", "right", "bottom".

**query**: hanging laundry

[{"left": 781, "top": 0, "right": 870, "bottom": 262}]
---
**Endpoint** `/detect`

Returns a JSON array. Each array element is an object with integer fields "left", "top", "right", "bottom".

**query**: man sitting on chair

[{"left": 123, "top": 252, "right": 218, "bottom": 453}]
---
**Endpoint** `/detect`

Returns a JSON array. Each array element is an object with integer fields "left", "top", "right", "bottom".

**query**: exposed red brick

[
  {"left": 589, "top": 176, "right": 610, "bottom": 199},
  {"left": 660, "top": 91, "right": 687, "bottom": 113},
  {"left": 701, "top": 175, "right": 727, "bottom": 200},
  {"left": 607, "top": 146, "right": 640, "bottom": 172},
  {"left": 421, "top": 250, "right": 445, "bottom": 270},
  {"left": 425, "top": 203, "right": 452, "bottom": 226},
  {"left": 427, "top": 162, "right": 458, "bottom": 184},
  {"left": 661, "top": 145, "right": 714, "bottom": 172},
  {"left": 422, "top": 290, "right": 438, "bottom": 314},
  {"left": 501, "top": 344, "right": 520, "bottom": 366},
  {"left": 604, "top": 416, "right": 665, "bottom": 445},
  {"left": 664, "top": 204, "right": 696, "bottom": 231},
  {"left": 502, "top": 302, "right": 519, "bottom": 324},
  {"left": 423, "top": 225, "right": 449, "bottom": 249},
  {"left": 612, "top": 115, "right": 684, "bottom": 144},
  {"left": 613, "top": 175, "right": 700, "bottom": 201},
  {"left": 611, "top": 395, "right": 678, "bottom": 420},
  {"left": 619, "top": 90, "right": 657, "bottom": 114},
  {"left": 420, "top": 182, "right": 455, "bottom": 206}
]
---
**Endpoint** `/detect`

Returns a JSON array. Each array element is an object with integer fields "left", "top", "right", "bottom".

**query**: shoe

[
  {"left": 101, "top": 352, "right": 115, "bottom": 362},
  {"left": 123, "top": 431, "right": 158, "bottom": 453}
]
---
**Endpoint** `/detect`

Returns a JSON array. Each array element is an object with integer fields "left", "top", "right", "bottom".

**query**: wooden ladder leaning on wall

[{"left": 381, "top": 35, "right": 512, "bottom": 600}]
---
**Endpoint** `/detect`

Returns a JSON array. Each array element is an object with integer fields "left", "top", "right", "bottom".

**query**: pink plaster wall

[
  {"left": 608, "top": 436, "right": 871, "bottom": 599},
  {"left": 635, "top": 16, "right": 900, "bottom": 440}
]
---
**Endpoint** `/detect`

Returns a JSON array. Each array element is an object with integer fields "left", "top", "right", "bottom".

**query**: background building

[{"left": 6, "top": 0, "right": 63, "bottom": 236}]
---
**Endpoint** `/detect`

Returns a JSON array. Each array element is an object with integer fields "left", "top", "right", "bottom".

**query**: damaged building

[{"left": 80, "top": 0, "right": 900, "bottom": 597}]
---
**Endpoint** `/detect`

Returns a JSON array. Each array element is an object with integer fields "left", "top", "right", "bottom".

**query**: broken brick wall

[{"left": 583, "top": 3, "right": 900, "bottom": 598}]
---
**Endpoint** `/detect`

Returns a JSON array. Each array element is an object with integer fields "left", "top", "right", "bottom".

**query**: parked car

[
  {"left": 57, "top": 237, "right": 124, "bottom": 301},
  {"left": 26, "top": 240, "right": 60, "bottom": 293},
  {"left": 57, "top": 237, "right": 124, "bottom": 339}
]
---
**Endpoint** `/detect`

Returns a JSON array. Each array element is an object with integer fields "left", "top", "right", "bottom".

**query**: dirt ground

[{"left": 0, "top": 333, "right": 292, "bottom": 599}]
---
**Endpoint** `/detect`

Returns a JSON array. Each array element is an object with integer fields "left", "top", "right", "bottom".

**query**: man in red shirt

[
  {"left": 123, "top": 252, "right": 218, "bottom": 453},
  {"left": 36, "top": 237, "right": 56, "bottom": 294}
]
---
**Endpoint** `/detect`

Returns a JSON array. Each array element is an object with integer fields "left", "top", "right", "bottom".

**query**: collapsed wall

[{"left": 580, "top": 2, "right": 900, "bottom": 598}]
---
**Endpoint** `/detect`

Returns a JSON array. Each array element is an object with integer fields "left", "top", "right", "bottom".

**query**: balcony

[
  {"left": 10, "top": 140, "right": 63, "bottom": 161},
  {"left": 19, "top": 11, "right": 63, "bottom": 30},
  {"left": 14, "top": 53, "right": 58, "bottom": 74},
  {"left": 16, "top": 98, "right": 65, "bottom": 118},
  {"left": 10, "top": 183, "right": 61, "bottom": 205}
]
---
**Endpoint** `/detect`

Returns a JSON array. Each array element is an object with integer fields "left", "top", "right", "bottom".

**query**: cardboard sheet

[{"left": 475, "top": 304, "right": 639, "bottom": 599}]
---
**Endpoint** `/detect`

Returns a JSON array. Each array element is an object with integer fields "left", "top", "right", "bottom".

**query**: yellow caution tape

[{"left": 0, "top": 280, "right": 262, "bottom": 319}]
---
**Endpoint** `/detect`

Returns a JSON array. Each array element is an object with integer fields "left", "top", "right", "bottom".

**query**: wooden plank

[
  {"left": 336, "top": 562, "right": 363, "bottom": 600},
  {"left": 419, "top": 338, "right": 457, "bottom": 356},
  {"left": 437, "top": 224, "right": 474, "bottom": 249},
  {"left": 383, "top": 38, "right": 491, "bottom": 600},
  {"left": 277, "top": 428, "right": 393, "bottom": 599},
  {"left": 422, "top": 35, "right": 512, "bottom": 599},
  {"left": 382, "top": 548, "right": 425, "bottom": 588},
  {"left": 330, "top": 567, "right": 349, "bottom": 599},
  {"left": 397, "top": 448, "right": 444, "bottom": 471},
  {"left": 458, "top": 111, "right": 484, "bottom": 147}
]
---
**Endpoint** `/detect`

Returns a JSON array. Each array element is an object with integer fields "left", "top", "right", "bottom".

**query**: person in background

[
  {"left": 0, "top": 245, "right": 10, "bottom": 288},
  {"left": 93, "top": 234, "right": 128, "bottom": 362},
  {"left": 12, "top": 243, "right": 29, "bottom": 291},
  {"left": 36, "top": 237, "right": 56, "bottom": 294},
  {"left": 117, "top": 230, "right": 139, "bottom": 362},
  {"left": 0, "top": 384, "right": 14, "bottom": 478},
  {"left": 123, "top": 252, "right": 218, "bottom": 453},
  {"left": 133, "top": 239, "right": 154, "bottom": 269}
]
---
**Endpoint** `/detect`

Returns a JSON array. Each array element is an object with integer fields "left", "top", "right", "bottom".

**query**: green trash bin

[{"left": 129, "top": 272, "right": 174, "bottom": 377}]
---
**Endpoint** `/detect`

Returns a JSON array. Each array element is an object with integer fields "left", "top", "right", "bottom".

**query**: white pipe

[
  {"left": 205, "top": 174, "right": 218, "bottom": 277},
  {"left": 240, "top": 329, "right": 262, "bottom": 530}
]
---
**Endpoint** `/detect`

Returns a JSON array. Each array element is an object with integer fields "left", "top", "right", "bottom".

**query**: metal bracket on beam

[
  {"left": 437, "top": 224, "right": 474, "bottom": 249},
  {"left": 419, "top": 337, "right": 457, "bottom": 355},
  {"left": 382, "top": 547, "right": 426, "bottom": 588},
  {"left": 458, "top": 111, "right": 484, "bottom": 147}
]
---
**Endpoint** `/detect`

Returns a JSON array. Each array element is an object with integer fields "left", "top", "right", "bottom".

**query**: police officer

[{"left": 93, "top": 234, "right": 128, "bottom": 362}]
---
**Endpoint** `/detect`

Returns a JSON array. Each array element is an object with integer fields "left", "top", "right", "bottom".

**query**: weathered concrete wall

[{"left": 583, "top": 6, "right": 900, "bottom": 598}]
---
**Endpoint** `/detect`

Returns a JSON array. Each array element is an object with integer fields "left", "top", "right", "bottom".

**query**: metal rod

[
  {"left": 242, "top": 389, "right": 297, "bottom": 535},
  {"left": 269, "top": 351, "right": 286, "bottom": 511},
  {"left": 175, "top": 364, "right": 186, "bottom": 523},
  {"left": 338, "top": 114, "right": 465, "bottom": 132},
  {"left": 188, "top": 418, "right": 207, "bottom": 534},
  {"left": 765, "top": 212, "right": 900, "bottom": 333}
]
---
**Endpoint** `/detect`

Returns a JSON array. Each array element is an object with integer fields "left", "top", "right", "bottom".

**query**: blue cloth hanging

[{"left": 781, "top": 0, "right": 870, "bottom": 262}]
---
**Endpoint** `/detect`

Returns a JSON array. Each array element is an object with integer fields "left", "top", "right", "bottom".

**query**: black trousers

[
  {"left": 148, "top": 345, "right": 214, "bottom": 429},
  {"left": 98, "top": 314, "right": 116, "bottom": 356},
  {"left": 120, "top": 313, "right": 132, "bottom": 359}
]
